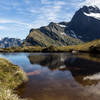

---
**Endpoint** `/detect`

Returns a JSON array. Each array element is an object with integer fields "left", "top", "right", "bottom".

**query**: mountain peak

[
  {"left": 48, "top": 22, "right": 57, "bottom": 27},
  {"left": 81, "top": 5, "right": 100, "bottom": 14},
  {"left": 68, "top": 5, "right": 100, "bottom": 42}
]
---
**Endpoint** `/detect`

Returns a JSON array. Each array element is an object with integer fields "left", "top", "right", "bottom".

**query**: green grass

[
  {"left": 0, "top": 46, "right": 44, "bottom": 52},
  {"left": 0, "top": 39, "right": 100, "bottom": 53},
  {"left": 0, "top": 58, "right": 28, "bottom": 100},
  {"left": 0, "top": 58, "right": 28, "bottom": 89},
  {"left": 56, "top": 39, "right": 100, "bottom": 52}
]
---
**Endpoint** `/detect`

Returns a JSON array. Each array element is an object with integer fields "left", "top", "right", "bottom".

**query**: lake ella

[{"left": 0, "top": 53, "right": 100, "bottom": 100}]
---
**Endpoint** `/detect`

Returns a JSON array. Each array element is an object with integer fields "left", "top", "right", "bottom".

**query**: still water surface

[{"left": 0, "top": 53, "right": 100, "bottom": 100}]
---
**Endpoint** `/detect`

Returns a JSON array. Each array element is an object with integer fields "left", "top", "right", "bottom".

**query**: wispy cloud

[
  {"left": 0, "top": 18, "right": 34, "bottom": 32},
  {"left": 41, "top": 0, "right": 52, "bottom": 4},
  {"left": 78, "top": 0, "right": 100, "bottom": 8},
  {"left": 40, "top": 1, "right": 66, "bottom": 21},
  {"left": 0, "top": 26, "right": 6, "bottom": 30},
  {"left": 0, "top": 19, "right": 14, "bottom": 24},
  {"left": 26, "top": 0, "right": 70, "bottom": 28}
]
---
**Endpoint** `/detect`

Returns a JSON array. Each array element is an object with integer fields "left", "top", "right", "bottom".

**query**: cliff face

[{"left": 23, "top": 22, "right": 82, "bottom": 47}]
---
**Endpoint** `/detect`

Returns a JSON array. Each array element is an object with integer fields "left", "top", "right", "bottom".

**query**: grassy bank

[
  {"left": 0, "top": 58, "right": 28, "bottom": 100},
  {"left": 0, "top": 46, "right": 44, "bottom": 52},
  {"left": 42, "top": 39, "right": 100, "bottom": 53},
  {"left": 0, "top": 39, "right": 100, "bottom": 53}
]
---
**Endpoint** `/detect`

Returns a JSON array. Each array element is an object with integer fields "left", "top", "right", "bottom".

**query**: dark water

[{"left": 0, "top": 53, "right": 100, "bottom": 100}]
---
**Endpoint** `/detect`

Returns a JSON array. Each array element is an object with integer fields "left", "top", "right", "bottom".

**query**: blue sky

[{"left": 0, "top": 0, "right": 98, "bottom": 39}]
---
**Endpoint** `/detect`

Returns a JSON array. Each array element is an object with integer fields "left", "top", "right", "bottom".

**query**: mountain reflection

[
  {"left": 28, "top": 53, "right": 100, "bottom": 86},
  {"left": 28, "top": 53, "right": 70, "bottom": 71}
]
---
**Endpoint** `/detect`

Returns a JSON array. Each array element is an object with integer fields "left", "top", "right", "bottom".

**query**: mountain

[
  {"left": 23, "top": 5, "right": 100, "bottom": 46},
  {"left": 0, "top": 37, "right": 23, "bottom": 48},
  {"left": 67, "top": 5, "right": 100, "bottom": 42},
  {"left": 23, "top": 22, "right": 82, "bottom": 47}
]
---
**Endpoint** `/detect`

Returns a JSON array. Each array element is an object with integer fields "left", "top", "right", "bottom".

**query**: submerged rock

[{"left": 72, "top": 50, "right": 79, "bottom": 54}]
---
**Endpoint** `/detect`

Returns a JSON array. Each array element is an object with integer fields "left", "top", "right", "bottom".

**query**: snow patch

[
  {"left": 60, "top": 32, "right": 66, "bottom": 36},
  {"left": 70, "top": 30, "right": 77, "bottom": 38},
  {"left": 84, "top": 12, "right": 100, "bottom": 20},
  {"left": 0, "top": 37, "right": 2, "bottom": 41},
  {"left": 59, "top": 65, "right": 66, "bottom": 70},
  {"left": 58, "top": 24, "right": 66, "bottom": 28},
  {"left": 84, "top": 73, "right": 100, "bottom": 80},
  {"left": 78, "top": 36, "right": 82, "bottom": 38}
]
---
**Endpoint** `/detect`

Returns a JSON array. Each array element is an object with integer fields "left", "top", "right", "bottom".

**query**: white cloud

[
  {"left": 0, "top": 19, "right": 15, "bottom": 24},
  {"left": 0, "top": 26, "right": 6, "bottom": 30},
  {"left": 0, "top": 18, "right": 33, "bottom": 30},
  {"left": 40, "top": 1, "right": 67, "bottom": 21},
  {"left": 29, "top": 9, "right": 40, "bottom": 14},
  {"left": 79, "top": 0, "right": 100, "bottom": 8},
  {"left": 24, "top": 0, "right": 31, "bottom": 4},
  {"left": 85, "top": 0, "right": 100, "bottom": 6},
  {"left": 27, "top": 0, "right": 80, "bottom": 28},
  {"left": 41, "top": 0, "right": 52, "bottom": 4}
]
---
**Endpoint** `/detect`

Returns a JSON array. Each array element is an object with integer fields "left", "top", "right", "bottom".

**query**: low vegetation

[
  {"left": 57, "top": 39, "right": 100, "bottom": 53},
  {"left": 0, "top": 39, "right": 100, "bottom": 53},
  {"left": 0, "top": 46, "right": 44, "bottom": 52},
  {"left": 0, "top": 87, "right": 26, "bottom": 100},
  {"left": 0, "top": 58, "right": 28, "bottom": 100}
]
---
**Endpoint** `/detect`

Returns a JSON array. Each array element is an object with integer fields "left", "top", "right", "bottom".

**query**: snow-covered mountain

[
  {"left": 0, "top": 37, "right": 23, "bottom": 48},
  {"left": 67, "top": 5, "right": 100, "bottom": 42},
  {"left": 83, "top": 5, "right": 100, "bottom": 20}
]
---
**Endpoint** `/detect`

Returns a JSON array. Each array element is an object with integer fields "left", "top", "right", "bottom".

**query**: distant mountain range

[
  {"left": 23, "top": 5, "right": 100, "bottom": 46},
  {"left": 0, "top": 37, "right": 23, "bottom": 48}
]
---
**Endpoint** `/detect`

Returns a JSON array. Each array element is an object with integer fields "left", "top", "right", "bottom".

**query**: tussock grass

[
  {"left": 0, "top": 87, "right": 26, "bottom": 100},
  {"left": 56, "top": 39, "right": 100, "bottom": 52},
  {"left": 0, "top": 58, "right": 28, "bottom": 100},
  {"left": 0, "top": 46, "right": 44, "bottom": 52}
]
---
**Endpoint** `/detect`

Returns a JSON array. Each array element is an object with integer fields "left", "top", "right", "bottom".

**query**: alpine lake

[{"left": 0, "top": 53, "right": 100, "bottom": 100}]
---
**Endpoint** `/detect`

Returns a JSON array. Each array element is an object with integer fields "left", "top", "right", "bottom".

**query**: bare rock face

[{"left": 23, "top": 22, "right": 82, "bottom": 47}]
